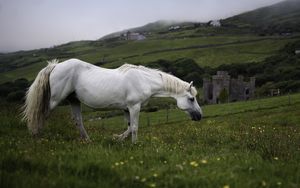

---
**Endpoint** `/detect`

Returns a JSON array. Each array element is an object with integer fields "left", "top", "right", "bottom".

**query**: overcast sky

[{"left": 0, "top": 0, "right": 284, "bottom": 52}]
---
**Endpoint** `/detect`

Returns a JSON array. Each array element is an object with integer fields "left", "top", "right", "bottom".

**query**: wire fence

[
  {"left": 86, "top": 107, "right": 189, "bottom": 128},
  {"left": 85, "top": 93, "right": 300, "bottom": 128}
]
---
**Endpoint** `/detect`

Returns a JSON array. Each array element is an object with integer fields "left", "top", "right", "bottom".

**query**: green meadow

[{"left": 1, "top": 93, "right": 300, "bottom": 188}]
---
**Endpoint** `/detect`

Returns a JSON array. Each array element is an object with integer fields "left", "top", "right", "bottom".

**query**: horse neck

[{"left": 151, "top": 72, "right": 186, "bottom": 98}]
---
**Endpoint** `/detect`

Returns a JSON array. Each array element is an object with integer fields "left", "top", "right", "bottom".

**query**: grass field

[{"left": 1, "top": 93, "right": 300, "bottom": 188}]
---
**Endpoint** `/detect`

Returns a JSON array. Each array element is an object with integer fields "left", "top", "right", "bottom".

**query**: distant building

[
  {"left": 208, "top": 20, "right": 221, "bottom": 27},
  {"left": 203, "top": 71, "right": 255, "bottom": 104},
  {"left": 125, "top": 31, "right": 146, "bottom": 41},
  {"left": 169, "top": 25, "right": 181, "bottom": 31}
]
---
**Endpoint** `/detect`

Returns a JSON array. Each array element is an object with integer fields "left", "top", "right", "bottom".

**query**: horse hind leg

[
  {"left": 114, "top": 104, "right": 141, "bottom": 143},
  {"left": 67, "top": 94, "right": 90, "bottom": 141},
  {"left": 113, "top": 109, "right": 131, "bottom": 141}
]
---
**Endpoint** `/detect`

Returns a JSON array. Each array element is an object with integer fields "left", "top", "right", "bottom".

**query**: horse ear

[
  {"left": 188, "top": 81, "right": 193, "bottom": 91},
  {"left": 159, "top": 73, "right": 163, "bottom": 78}
]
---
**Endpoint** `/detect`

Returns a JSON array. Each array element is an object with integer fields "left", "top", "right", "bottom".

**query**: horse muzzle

[{"left": 188, "top": 110, "right": 202, "bottom": 121}]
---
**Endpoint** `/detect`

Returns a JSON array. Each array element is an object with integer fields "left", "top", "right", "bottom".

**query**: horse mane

[
  {"left": 47, "top": 59, "right": 59, "bottom": 66},
  {"left": 118, "top": 64, "right": 197, "bottom": 96},
  {"left": 160, "top": 72, "right": 197, "bottom": 96},
  {"left": 118, "top": 63, "right": 153, "bottom": 73}
]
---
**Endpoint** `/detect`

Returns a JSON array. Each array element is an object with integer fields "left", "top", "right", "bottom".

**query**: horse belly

[
  {"left": 75, "top": 78, "right": 127, "bottom": 109},
  {"left": 78, "top": 92, "right": 126, "bottom": 109}
]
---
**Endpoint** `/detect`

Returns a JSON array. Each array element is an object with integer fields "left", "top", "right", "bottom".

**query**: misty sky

[{"left": 0, "top": 0, "right": 284, "bottom": 52}]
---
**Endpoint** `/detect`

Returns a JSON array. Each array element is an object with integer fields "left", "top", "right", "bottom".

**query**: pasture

[{"left": 1, "top": 93, "right": 300, "bottom": 188}]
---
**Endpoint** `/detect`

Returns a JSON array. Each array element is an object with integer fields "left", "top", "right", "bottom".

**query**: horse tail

[{"left": 22, "top": 59, "right": 58, "bottom": 135}]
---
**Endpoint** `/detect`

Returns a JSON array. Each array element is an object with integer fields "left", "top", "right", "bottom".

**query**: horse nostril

[
  {"left": 194, "top": 113, "right": 201, "bottom": 121},
  {"left": 190, "top": 111, "right": 202, "bottom": 121},
  {"left": 198, "top": 114, "right": 202, "bottom": 121}
]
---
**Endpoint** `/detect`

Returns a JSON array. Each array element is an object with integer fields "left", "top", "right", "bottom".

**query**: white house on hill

[
  {"left": 209, "top": 20, "right": 221, "bottom": 27},
  {"left": 125, "top": 31, "right": 146, "bottom": 41}
]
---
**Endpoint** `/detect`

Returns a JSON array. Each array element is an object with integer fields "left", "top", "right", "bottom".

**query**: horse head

[{"left": 175, "top": 81, "right": 202, "bottom": 121}]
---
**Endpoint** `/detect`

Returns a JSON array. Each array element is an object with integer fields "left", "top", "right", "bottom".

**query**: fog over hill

[{"left": 0, "top": 0, "right": 283, "bottom": 52}]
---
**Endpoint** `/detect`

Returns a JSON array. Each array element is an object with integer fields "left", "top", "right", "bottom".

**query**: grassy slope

[
  {"left": 1, "top": 34, "right": 299, "bottom": 83},
  {"left": 1, "top": 0, "right": 300, "bottom": 83},
  {"left": 1, "top": 93, "right": 300, "bottom": 187},
  {"left": 223, "top": 0, "right": 300, "bottom": 31}
]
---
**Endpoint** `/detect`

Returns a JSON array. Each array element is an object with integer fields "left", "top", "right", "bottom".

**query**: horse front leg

[{"left": 128, "top": 104, "right": 141, "bottom": 143}]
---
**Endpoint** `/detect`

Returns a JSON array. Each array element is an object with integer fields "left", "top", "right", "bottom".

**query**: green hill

[
  {"left": 1, "top": 35, "right": 298, "bottom": 83},
  {"left": 101, "top": 20, "right": 183, "bottom": 40},
  {"left": 222, "top": 0, "right": 300, "bottom": 34},
  {"left": 0, "top": 0, "right": 300, "bottom": 87}
]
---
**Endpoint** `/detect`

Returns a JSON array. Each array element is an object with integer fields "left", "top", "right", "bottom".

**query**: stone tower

[
  {"left": 249, "top": 77, "right": 256, "bottom": 98},
  {"left": 203, "top": 71, "right": 255, "bottom": 104},
  {"left": 212, "top": 71, "right": 230, "bottom": 104},
  {"left": 203, "top": 78, "right": 213, "bottom": 104}
]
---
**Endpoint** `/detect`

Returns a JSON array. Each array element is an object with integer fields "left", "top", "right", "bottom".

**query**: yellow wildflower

[
  {"left": 201, "top": 159, "right": 208, "bottom": 164},
  {"left": 277, "top": 182, "right": 282, "bottom": 186},
  {"left": 190, "top": 161, "right": 199, "bottom": 167}
]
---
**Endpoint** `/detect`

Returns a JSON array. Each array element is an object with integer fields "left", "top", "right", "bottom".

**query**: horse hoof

[
  {"left": 113, "top": 134, "right": 120, "bottom": 139},
  {"left": 113, "top": 134, "right": 126, "bottom": 141},
  {"left": 80, "top": 136, "right": 91, "bottom": 143}
]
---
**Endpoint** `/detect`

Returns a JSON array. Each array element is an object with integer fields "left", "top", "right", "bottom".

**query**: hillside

[
  {"left": 1, "top": 36, "right": 298, "bottom": 83},
  {"left": 101, "top": 20, "right": 183, "bottom": 40},
  {"left": 222, "top": 0, "right": 300, "bottom": 34},
  {"left": 0, "top": 0, "right": 300, "bottom": 89}
]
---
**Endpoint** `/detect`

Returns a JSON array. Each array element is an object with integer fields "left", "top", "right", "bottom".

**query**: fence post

[
  {"left": 147, "top": 115, "right": 150, "bottom": 126},
  {"left": 288, "top": 90, "right": 291, "bottom": 105},
  {"left": 101, "top": 118, "right": 105, "bottom": 127},
  {"left": 166, "top": 107, "right": 169, "bottom": 123}
]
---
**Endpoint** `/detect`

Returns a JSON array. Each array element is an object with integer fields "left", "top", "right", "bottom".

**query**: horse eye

[{"left": 189, "top": 97, "right": 195, "bottom": 102}]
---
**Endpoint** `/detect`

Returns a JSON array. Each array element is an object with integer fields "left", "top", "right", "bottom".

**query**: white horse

[{"left": 23, "top": 59, "right": 202, "bottom": 143}]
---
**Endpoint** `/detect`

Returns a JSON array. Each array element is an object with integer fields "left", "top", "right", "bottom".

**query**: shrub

[
  {"left": 218, "top": 88, "right": 229, "bottom": 103},
  {"left": 6, "top": 90, "right": 25, "bottom": 102}
]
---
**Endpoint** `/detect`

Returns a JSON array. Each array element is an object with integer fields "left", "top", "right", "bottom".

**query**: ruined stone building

[{"left": 203, "top": 71, "right": 255, "bottom": 104}]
